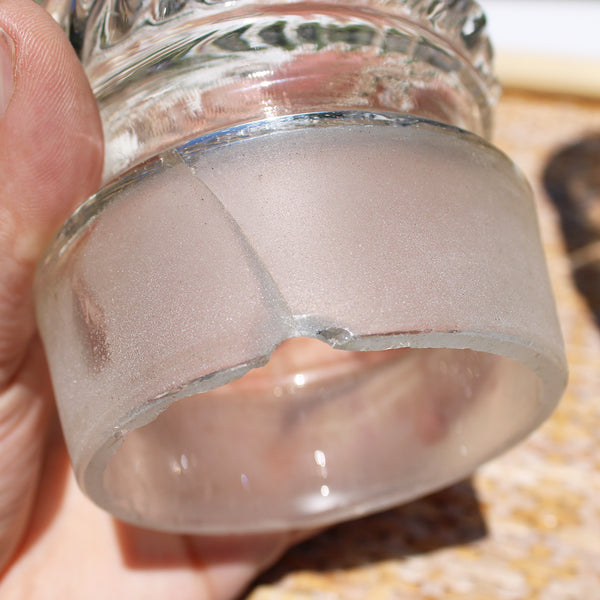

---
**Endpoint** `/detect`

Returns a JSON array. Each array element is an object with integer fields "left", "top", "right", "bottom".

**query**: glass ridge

[
  {"left": 39, "top": 0, "right": 500, "bottom": 180},
  {"left": 41, "top": 0, "right": 498, "bottom": 101}
]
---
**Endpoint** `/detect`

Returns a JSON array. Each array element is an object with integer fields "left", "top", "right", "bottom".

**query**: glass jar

[{"left": 35, "top": 0, "right": 567, "bottom": 534}]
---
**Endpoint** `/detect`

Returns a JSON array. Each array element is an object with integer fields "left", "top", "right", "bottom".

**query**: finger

[
  {"left": 0, "top": 0, "right": 103, "bottom": 571},
  {"left": 184, "top": 529, "right": 318, "bottom": 598},
  {"left": 0, "top": 0, "right": 103, "bottom": 381}
]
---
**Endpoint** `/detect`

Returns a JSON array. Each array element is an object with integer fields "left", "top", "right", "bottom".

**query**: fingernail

[{"left": 0, "top": 27, "right": 15, "bottom": 118}]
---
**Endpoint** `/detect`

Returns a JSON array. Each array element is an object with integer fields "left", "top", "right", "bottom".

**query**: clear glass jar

[{"left": 35, "top": 0, "right": 567, "bottom": 534}]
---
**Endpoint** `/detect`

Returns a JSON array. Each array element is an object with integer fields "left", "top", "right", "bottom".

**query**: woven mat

[{"left": 246, "top": 91, "right": 600, "bottom": 600}]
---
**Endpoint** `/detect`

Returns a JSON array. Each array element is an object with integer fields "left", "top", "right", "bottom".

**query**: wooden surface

[{"left": 245, "top": 91, "right": 600, "bottom": 599}]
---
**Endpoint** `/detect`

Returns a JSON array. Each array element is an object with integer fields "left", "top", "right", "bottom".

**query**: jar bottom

[
  {"left": 35, "top": 111, "right": 566, "bottom": 533},
  {"left": 101, "top": 341, "right": 540, "bottom": 533}
]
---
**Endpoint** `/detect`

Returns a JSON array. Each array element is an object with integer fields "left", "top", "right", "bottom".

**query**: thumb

[{"left": 0, "top": 0, "right": 103, "bottom": 570}]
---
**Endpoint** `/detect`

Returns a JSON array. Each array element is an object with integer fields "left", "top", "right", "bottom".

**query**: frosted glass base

[{"left": 35, "top": 112, "right": 567, "bottom": 533}]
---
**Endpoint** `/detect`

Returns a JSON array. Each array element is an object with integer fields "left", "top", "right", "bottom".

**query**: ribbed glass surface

[{"left": 40, "top": 0, "right": 499, "bottom": 179}]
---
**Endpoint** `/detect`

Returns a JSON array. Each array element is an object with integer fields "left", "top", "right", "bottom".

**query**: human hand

[{"left": 0, "top": 2, "right": 298, "bottom": 597}]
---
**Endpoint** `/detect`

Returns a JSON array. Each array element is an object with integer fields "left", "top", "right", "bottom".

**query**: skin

[{"left": 0, "top": 2, "right": 300, "bottom": 597}]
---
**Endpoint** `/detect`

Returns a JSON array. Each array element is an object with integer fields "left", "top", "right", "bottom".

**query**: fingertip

[{"left": 0, "top": 0, "right": 103, "bottom": 264}]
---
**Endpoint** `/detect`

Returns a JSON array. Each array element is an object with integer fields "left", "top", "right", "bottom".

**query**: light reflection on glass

[{"left": 294, "top": 373, "right": 306, "bottom": 387}]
